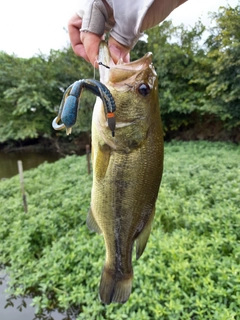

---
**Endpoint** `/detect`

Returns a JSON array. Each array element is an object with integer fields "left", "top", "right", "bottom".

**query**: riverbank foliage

[
  {"left": 0, "top": 141, "right": 239, "bottom": 319},
  {"left": 0, "top": 4, "right": 239, "bottom": 146}
]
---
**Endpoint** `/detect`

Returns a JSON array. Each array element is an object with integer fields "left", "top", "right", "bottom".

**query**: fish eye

[{"left": 138, "top": 83, "right": 150, "bottom": 96}]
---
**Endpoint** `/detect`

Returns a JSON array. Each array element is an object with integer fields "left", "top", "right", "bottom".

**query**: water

[
  {"left": 0, "top": 150, "right": 61, "bottom": 180},
  {"left": 0, "top": 273, "right": 66, "bottom": 320}
]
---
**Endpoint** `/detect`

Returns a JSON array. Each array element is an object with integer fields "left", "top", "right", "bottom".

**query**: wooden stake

[
  {"left": 17, "top": 160, "right": 28, "bottom": 213},
  {"left": 86, "top": 144, "right": 91, "bottom": 175}
]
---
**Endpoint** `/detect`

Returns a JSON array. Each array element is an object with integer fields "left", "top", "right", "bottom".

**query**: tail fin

[{"left": 99, "top": 266, "right": 133, "bottom": 305}]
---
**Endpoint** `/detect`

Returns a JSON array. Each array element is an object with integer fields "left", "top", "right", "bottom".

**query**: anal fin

[
  {"left": 136, "top": 207, "right": 155, "bottom": 260},
  {"left": 86, "top": 207, "right": 102, "bottom": 234}
]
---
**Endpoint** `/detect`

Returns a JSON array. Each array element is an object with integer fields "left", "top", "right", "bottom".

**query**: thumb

[{"left": 108, "top": 37, "right": 130, "bottom": 63}]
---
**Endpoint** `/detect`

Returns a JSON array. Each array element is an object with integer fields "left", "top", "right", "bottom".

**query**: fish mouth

[
  {"left": 114, "top": 52, "right": 152, "bottom": 70},
  {"left": 98, "top": 42, "right": 155, "bottom": 84}
]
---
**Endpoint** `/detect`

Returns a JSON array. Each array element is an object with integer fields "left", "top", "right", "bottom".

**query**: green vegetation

[
  {"left": 144, "top": 4, "right": 240, "bottom": 136},
  {"left": 0, "top": 4, "right": 239, "bottom": 145},
  {"left": 0, "top": 2, "right": 239, "bottom": 318},
  {"left": 0, "top": 141, "right": 239, "bottom": 319},
  {"left": 0, "top": 47, "right": 95, "bottom": 143}
]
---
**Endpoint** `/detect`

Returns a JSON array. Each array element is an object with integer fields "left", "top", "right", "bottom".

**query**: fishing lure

[{"left": 52, "top": 79, "right": 116, "bottom": 136}]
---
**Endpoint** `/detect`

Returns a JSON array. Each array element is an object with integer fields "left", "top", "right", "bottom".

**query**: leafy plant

[{"left": 0, "top": 141, "right": 239, "bottom": 319}]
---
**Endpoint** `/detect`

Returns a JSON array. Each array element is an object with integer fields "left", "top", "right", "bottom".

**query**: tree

[
  {"left": 204, "top": 4, "right": 240, "bottom": 129},
  {"left": 145, "top": 20, "right": 207, "bottom": 133},
  {"left": 0, "top": 4, "right": 239, "bottom": 145},
  {"left": 0, "top": 47, "right": 95, "bottom": 143}
]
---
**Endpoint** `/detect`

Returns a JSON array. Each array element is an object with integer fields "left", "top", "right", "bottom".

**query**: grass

[{"left": 0, "top": 141, "right": 239, "bottom": 319}]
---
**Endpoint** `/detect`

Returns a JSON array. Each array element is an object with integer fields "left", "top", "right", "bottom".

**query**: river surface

[
  {"left": 0, "top": 151, "right": 68, "bottom": 319},
  {"left": 0, "top": 150, "right": 61, "bottom": 180},
  {"left": 0, "top": 273, "right": 66, "bottom": 320}
]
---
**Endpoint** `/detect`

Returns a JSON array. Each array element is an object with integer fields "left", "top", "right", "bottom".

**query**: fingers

[
  {"left": 108, "top": 37, "right": 130, "bottom": 63},
  {"left": 68, "top": 13, "right": 89, "bottom": 62},
  {"left": 80, "top": 32, "right": 102, "bottom": 66},
  {"left": 68, "top": 13, "right": 103, "bottom": 65},
  {"left": 68, "top": 1, "right": 108, "bottom": 66},
  {"left": 68, "top": 13, "right": 130, "bottom": 66},
  {"left": 68, "top": 0, "right": 131, "bottom": 66},
  {"left": 80, "top": 33, "right": 130, "bottom": 66}
]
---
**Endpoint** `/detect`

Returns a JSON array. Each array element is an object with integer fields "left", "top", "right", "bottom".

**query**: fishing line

[
  {"left": 98, "top": 62, "right": 110, "bottom": 69},
  {"left": 93, "top": 60, "right": 97, "bottom": 80},
  {"left": 93, "top": 61, "right": 110, "bottom": 80}
]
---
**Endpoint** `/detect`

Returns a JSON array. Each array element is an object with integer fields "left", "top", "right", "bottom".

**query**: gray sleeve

[
  {"left": 108, "top": 0, "right": 154, "bottom": 48},
  {"left": 76, "top": 0, "right": 154, "bottom": 48}
]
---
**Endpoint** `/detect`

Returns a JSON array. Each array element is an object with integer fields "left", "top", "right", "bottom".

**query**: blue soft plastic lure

[{"left": 52, "top": 79, "right": 116, "bottom": 136}]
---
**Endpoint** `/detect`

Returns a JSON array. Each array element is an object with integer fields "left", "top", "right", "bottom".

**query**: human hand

[
  {"left": 68, "top": 11, "right": 130, "bottom": 66},
  {"left": 68, "top": 0, "right": 188, "bottom": 67}
]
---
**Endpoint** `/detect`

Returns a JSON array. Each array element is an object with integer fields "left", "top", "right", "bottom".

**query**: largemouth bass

[{"left": 88, "top": 42, "right": 164, "bottom": 304}]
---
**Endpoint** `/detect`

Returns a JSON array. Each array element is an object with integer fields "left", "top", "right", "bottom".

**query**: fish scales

[{"left": 88, "top": 42, "right": 164, "bottom": 304}]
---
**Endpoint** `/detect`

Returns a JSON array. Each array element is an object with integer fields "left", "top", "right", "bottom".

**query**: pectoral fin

[
  {"left": 136, "top": 207, "right": 155, "bottom": 260},
  {"left": 86, "top": 207, "right": 102, "bottom": 234}
]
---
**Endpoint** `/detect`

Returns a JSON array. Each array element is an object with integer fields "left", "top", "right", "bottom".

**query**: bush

[{"left": 0, "top": 141, "right": 239, "bottom": 319}]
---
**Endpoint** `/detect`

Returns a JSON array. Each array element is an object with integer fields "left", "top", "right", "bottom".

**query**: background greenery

[
  {"left": 0, "top": 141, "right": 239, "bottom": 319},
  {"left": 0, "top": 3, "right": 239, "bottom": 319},
  {"left": 0, "top": 4, "right": 239, "bottom": 145}
]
